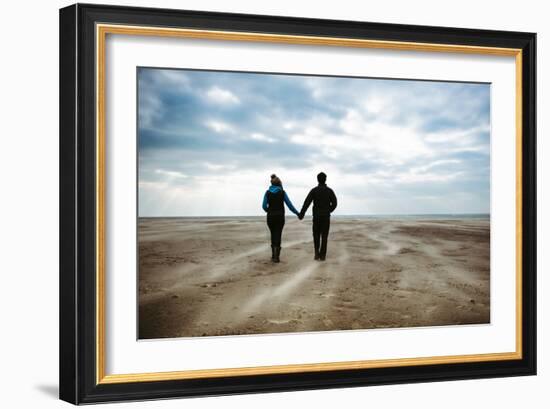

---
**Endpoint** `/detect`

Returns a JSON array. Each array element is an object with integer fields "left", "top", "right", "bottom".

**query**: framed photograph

[{"left": 59, "top": 3, "right": 536, "bottom": 404}]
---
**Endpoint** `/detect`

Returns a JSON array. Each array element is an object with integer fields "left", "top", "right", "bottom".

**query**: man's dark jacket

[{"left": 300, "top": 183, "right": 337, "bottom": 218}]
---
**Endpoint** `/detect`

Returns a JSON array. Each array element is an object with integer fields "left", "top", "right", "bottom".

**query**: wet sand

[{"left": 138, "top": 217, "right": 490, "bottom": 339}]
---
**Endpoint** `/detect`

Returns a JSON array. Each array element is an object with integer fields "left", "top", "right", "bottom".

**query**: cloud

[
  {"left": 205, "top": 86, "right": 240, "bottom": 105},
  {"left": 205, "top": 120, "right": 234, "bottom": 133},
  {"left": 154, "top": 169, "right": 188, "bottom": 179},
  {"left": 250, "top": 133, "right": 276, "bottom": 143},
  {"left": 138, "top": 68, "right": 490, "bottom": 216}
]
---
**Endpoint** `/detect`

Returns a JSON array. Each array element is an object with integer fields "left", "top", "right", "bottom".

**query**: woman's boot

[
  {"left": 271, "top": 245, "right": 276, "bottom": 261},
  {"left": 274, "top": 246, "right": 281, "bottom": 263}
]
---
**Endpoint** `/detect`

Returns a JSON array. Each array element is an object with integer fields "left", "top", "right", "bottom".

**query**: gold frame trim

[{"left": 95, "top": 23, "right": 523, "bottom": 385}]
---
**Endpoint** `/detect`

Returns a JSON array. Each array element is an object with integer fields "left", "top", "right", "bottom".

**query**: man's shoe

[
  {"left": 319, "top": 255, "right": 326, "bottom": 261},
  {"left": 314, "top": 251, "right": 320, "bottom": 260},
  {"left": 274, "top": 247, "right": 281, "bottom": 263}
]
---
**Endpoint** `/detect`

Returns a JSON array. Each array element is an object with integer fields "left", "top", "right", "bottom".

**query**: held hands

[{"left": 297, "top": 212, "right": 304, "bottom": 221}]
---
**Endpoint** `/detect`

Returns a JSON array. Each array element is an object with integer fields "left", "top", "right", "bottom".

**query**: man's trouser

[{"left": 312, "top": 216, "right": 330, "bottom": 257}]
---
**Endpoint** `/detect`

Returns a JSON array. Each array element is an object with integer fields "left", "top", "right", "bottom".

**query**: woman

[{"left": 262, "top": 174, "right": 300, "bottom": 262}]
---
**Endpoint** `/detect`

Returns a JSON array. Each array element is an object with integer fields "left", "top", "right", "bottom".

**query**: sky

[{"left": 138, "top": 67, "right": 490, "bottom": 217}]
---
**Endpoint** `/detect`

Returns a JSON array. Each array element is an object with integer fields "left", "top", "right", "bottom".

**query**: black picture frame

[{"left": 59, "top": 3, "right": 536, "bottom": 404}]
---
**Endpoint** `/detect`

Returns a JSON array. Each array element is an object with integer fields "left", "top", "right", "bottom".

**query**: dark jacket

[
  {"left": 299, "top": 183, "right": 337, "bottom": 218},
  {"left": 262, "top": 185, "right": 299, "bottom": 216}
]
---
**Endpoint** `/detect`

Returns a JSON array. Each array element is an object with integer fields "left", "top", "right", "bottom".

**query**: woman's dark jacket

[{"left": 262, "top": 185, "right": 299, "bottom": 216}]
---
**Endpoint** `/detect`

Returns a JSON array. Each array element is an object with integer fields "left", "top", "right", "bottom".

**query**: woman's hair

[{"left": 270, "top": 174, "right": 282, "bottom": 187}]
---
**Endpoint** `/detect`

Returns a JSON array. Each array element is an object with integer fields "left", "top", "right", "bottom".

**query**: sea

[{"left": 141, "top": 214, "right": 490, "bottom": 221}]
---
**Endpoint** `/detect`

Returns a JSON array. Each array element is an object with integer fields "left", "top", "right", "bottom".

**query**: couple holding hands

[{"left": 262, "top": 172, "right": 338, "bottom": 263}]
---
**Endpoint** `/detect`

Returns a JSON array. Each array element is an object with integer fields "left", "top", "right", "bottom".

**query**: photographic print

[{"left": 137, "top": 67, "right": 491, "bottom": 339}]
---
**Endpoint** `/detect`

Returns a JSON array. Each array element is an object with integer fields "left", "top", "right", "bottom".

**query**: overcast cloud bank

[{"left": 138, "top": 68, "right": 490, "bottom": 217}]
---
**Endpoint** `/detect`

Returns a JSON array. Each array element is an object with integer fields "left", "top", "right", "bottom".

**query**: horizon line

[{"left": 139, "top": 212, "right": 490, "bottom": 218}]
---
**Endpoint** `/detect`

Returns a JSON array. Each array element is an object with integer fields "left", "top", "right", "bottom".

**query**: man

[{"left": 299, "top": 172, "right": 337, "bottom": 261}]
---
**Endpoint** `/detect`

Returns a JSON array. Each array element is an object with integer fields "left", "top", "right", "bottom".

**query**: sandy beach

[{"left": 138, "top": 216, "right": 490, "bottom": 339}]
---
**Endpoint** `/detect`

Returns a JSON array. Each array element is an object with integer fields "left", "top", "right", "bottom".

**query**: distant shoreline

[{"left": 139, "top": 214, "right": 490, "bottom": 220}]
